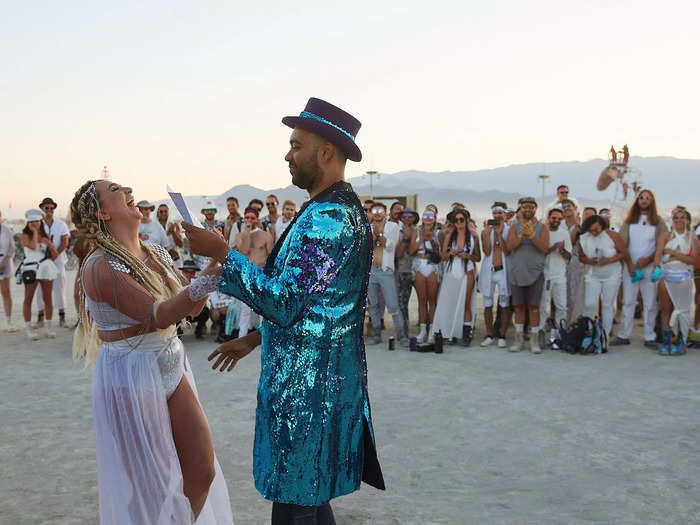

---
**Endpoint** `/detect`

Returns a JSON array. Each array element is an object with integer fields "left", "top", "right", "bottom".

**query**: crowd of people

[
  {"left": 361, "top": 185, "right": 700, "bottom": 356},
  {"left": 0, "top": 193, "right": 298, "bottom": 346},
  {"left": 1, "top": 96, "right": 699, "bottom": 525},
  {"left": 1, "top": 184, "right": 699, "bottom": 356}
]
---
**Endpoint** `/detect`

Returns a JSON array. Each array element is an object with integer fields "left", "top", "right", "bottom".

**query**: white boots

[
  {"left": 26, "top": 322, "right": 40, "bottom": 341},
  {"left": 25, "top": 320, "right": 55, "bottom": 339},
  {"left": 3, "top": 317, "right": 18, "bottom": 333},
  {"left": 46, "top": 319, "right": 56, "bottom": 339}
]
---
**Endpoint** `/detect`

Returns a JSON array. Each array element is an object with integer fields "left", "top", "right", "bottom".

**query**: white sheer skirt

[
  {"left": 432, "top": 261, "right": 472, "bottom": 339},
  {"left": 93, "top": 333, "right": 234, "bottom": 524}
]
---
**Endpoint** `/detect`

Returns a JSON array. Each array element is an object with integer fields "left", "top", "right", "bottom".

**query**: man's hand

[
  {"left": 208, "top": 333, "right": 259, "bottom": 372},
  {"left": 182, "top": 222, "right": 229, "bottom": 263}
]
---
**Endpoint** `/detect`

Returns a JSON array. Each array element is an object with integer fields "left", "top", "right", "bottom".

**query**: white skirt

[
  {"left": 432, "top": 261, "right": 470, "bottom": 339},
  {"left": 93, "top": 334, "right": 234, "bottom": 524}
]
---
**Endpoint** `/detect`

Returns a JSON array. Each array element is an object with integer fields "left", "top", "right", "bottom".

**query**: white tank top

[
  {"left": 663, "top": 229, "right": 693, "bottom": 271},
  {"left": 580, "top": 231, "right": 621, "bottom": 279}
]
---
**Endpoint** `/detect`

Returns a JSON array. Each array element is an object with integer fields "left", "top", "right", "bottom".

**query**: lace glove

[
  {"left": 188, "top": 274, "right": 220, "bottom": 301},
  {"left": 631, "top": 268, "right": 645, "bottom": 283},
  {"left": 650, "top": 266, "right": 663, "bottom": 283}
]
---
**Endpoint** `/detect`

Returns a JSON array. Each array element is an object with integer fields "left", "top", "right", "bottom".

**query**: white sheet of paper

[{"left": 167, "top": 185, "right": 203, "bottom": 228}]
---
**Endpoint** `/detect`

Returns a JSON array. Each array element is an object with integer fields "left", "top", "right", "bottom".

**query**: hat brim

[{"left": 282, "top": 116, "right": 362, "bottom": 162}]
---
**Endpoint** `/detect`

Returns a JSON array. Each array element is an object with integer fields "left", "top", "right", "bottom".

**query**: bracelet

[{"left": 187, "top": 274, "right": 220, "bottom": 301}]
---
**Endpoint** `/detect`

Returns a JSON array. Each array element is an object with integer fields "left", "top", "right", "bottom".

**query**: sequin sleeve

[{"left": 219, "top": 202, "right": 355, "bottom": 327}]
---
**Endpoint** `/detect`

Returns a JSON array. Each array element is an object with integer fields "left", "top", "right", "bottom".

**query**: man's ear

[{"left": 318, "top": 141, "right": 336, "bottom": 164}]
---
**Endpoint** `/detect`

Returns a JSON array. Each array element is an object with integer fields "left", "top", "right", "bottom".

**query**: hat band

[{"left": 299, "top": 111, "right": 356, "bottom": 141}]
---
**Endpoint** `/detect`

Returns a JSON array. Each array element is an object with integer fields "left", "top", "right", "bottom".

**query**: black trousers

[{"left": 271, "top": 502, "right": 336, "bottom": 525}]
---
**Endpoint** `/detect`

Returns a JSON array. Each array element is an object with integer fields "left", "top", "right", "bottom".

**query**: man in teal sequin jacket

[{"left": 184, "top": 98, "right": 384, "bottom": 522}]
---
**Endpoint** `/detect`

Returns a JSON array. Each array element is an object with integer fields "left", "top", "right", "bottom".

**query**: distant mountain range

[{"left": 157, "top": 156, "right": 699, "bottom": 221}]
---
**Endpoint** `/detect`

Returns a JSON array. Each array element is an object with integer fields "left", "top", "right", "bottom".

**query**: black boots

[{"left": 462, "top": 325, "right": 472, "bottom": 347}]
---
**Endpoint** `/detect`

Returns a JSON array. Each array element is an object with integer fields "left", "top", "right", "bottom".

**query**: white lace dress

[{"left": 85, "top": 246, "right": 234, "bottom": 524}]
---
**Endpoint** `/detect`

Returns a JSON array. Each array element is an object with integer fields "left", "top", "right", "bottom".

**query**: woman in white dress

[
  {"left": 653, "top": 206, "right": 700, "bottom": 355},
  {"left": 431, "top": 208, "right": 481, "bottom": 345},
  {"left": 578, "top": 214, "right": 626, "bottom": 339},
  {"left": 71, "top": 180, "right": 234, "bottom": 524},
  {"left": 0, "top": 209, "right": 17, "bottom": 332},
  {"left": 19, "top": 209, "right": 59, "bottom": 339}
]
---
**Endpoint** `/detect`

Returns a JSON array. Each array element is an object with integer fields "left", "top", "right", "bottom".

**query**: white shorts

[
  {"left": 482, "top": 268, "right": 510, "bottom": 308},
  {"left": 412, "top": 258, "right": 440, "bottom": 278}
]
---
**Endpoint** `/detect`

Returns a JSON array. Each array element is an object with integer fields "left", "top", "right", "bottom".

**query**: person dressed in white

[
  {"left": 0, "top": 209, "right": 17, "bottom": 332},
  {"left": 36, "top": 198, "right": 71, "bottom": 327},
  {"left": 157, "top": 203, "right": 184, "bottom": 261},
  {"left": 71, "top": 180, "right": 233, "bottom": 524},
  {"left": 432, "top": 208, "right": 481, "bottom": 345},
  {"left": 137, "top": 200, "right": 171, "bottom": 250},
  {"left": 367, "top": 202, "right": 408, "bottom": 347},
  {"left": 273, "top": 200, "right": 297, "bottom": 243},
  {"left": 653, "top": 207, "right": 700, "bottom": 355},
  {"left": 20, "top": 209, "right": 59, "bottom": 340},
  {"left": 611, "top": 190, "right": 668, "bottom": 348},
  {"left": 408, "top": 209, "right": 441, "bottom": 342},
  {"left": 479, "top": 202, "right": 511, "bottom": 348},
  {"left": 538, "top": 208, "right": 572, "bottom": 343},
  {"left": 578, "top": 215, "right": 626, "bottom": 339}
]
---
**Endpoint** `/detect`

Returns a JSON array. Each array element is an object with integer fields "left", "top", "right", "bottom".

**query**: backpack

[{"left": 552, "top": 316, "right": 607, "bottom": 355}]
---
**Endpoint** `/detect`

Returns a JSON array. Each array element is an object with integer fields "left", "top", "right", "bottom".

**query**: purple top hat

[{"left": 282, "top": 97, "right": 362, "bottom": 162}]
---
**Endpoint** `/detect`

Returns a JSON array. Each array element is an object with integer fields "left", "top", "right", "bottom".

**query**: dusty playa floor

[{"left": 2, "top": 272, "right": 700, "bottom": 524}]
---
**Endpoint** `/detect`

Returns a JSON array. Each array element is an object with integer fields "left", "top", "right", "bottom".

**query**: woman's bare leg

[
  {"left": 426, "top": 273, "right": 439, "bottom": 323},
  {"left": 39, "top": 280, "right": 53, "bottom": 320},
  {"left": 0, "top": 278, "right": 11, "bottom": 319},
  {"left": 464, "top": 271, "right": 474, "bottom": 323},
  {"left": 23, "top": 282, "right": 38, "bottom": 322},
  {"left": 414, "top": 274, "right": 427, "bottom": 323},
  {"left": 658, "top": 280, "right": 673, "bottom": 329},
  {"left": 168, "top": 375, "right": 215, "bottom": 519}
]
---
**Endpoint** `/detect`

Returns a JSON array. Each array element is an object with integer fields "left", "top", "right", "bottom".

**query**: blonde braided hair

[{"left": 71, "top": 180, "right": 182, "bottom": 365}]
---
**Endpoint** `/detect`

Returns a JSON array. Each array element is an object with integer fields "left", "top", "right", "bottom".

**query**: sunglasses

[
  {"left": 455, "top": 217, "right": 466, "bottom": 223},
  {"left": 401, "top": 213, "right": 414, "bottom": 219},
  {"left": 43, "top": 206, "right": 56, "bottom": 211},
  {"left": 558, "top": 190, "right": 569, "bottom": 194},
  {"left": 371, "top": 207, "right": 385, "bottom": 214},
  {"left": 364, "top": 207, "right": 373, "bottom": 212},
  {"left": 423, "top": 213, "right": 435, "bottom": 219},
  {"left": 266, "top": 202, "right": 276, "bottom": 207}
]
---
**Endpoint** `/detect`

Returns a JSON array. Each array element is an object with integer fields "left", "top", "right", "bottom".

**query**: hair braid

[{"left": 71, "top": 180, "right": 181, "bottom": 364}]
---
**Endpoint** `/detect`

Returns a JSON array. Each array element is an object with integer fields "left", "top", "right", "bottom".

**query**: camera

[{"left": 487, "top": 219, "right": 499, "bottom": 227}]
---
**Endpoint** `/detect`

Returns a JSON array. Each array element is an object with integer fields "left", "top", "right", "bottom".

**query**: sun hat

[
  {"left": 201, "top": 200, "right": 217, "bottom": 213},
  {"left": 25, "top": 209, "right": 45, "bottom": 222},
  {"left": 401, "top": 208, "right": 419, "bottom": 223},
  {"left": 282, "top": 97, "right": 362, "bottom": 162},
  {"left": 136, "top": 200, "right": 155, "bottom": 211},
  {"left": 38, "top": 197, "right": 58, "bottom": 208}
]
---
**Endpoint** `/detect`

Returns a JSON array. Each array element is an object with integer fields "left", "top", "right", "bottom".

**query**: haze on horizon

[{"left": 2, "top": 3, "right": 699, "bottom": 219}]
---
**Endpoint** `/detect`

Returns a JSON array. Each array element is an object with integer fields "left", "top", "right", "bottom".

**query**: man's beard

[{"left": 290, "top": 157, "right": 322, "bottom": 190}]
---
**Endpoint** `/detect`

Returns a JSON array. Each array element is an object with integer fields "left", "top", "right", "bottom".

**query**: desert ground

[{"left": 1, "top": 269, "right": 699, "bottom": 524}]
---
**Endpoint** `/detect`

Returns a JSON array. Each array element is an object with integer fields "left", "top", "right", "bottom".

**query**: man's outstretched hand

[
  {"left": 181, "top": 222, "right": 230, "bottom": 263},
  {"left": 208, "top": 330, "right": 262, "bottom": 372}
]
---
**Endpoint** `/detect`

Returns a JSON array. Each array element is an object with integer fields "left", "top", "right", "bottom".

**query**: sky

[{"left": 2, "top": 2, "right": 699, "bottom": 219}]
